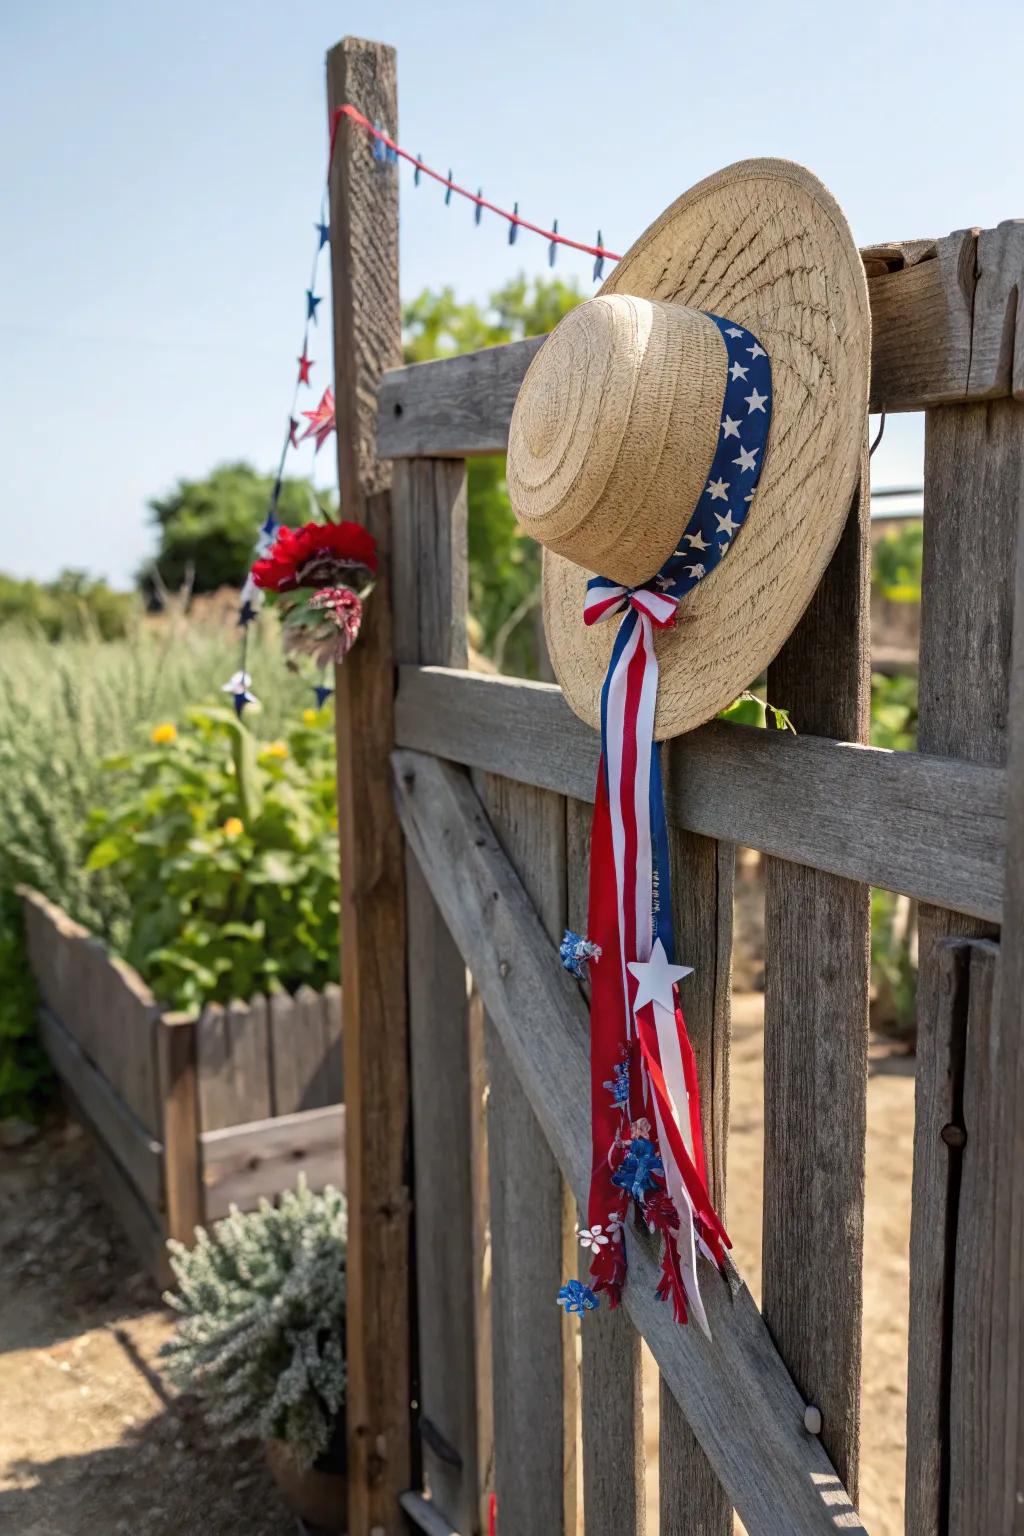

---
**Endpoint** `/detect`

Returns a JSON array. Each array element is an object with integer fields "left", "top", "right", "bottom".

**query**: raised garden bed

[{"left": 19, "top": 887, "right": 344, "bottom": 1283}]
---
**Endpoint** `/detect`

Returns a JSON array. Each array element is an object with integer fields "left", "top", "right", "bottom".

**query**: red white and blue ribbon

[{"left": 560, "top": 313, "right": 772, "bottom": 1333}]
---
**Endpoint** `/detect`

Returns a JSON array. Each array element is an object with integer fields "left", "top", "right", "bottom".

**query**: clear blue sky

[{"left": 2, "top": 1, "right": 1019, "bottom": 588}]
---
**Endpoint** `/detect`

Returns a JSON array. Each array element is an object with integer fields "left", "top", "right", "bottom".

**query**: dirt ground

[
  {"left": 0, "top": 1120, "right": 294, "bottom": 1536},
  {"left": 1, "top": 993, "right": 913, "bottom": 1536}
]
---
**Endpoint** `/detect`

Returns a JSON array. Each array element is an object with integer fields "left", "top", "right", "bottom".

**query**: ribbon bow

[{"left": 577, "top": 311, "right": 772, "bottom": 1333}]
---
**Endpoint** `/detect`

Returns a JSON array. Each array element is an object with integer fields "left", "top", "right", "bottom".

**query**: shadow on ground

[{"left": 0, "top": 1116, "right": 294, "bottom": 1535}]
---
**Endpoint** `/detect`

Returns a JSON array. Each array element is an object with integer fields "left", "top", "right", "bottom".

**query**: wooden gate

[{"left": 325, "top": 34, "right": 1024, "bottom": 1536}]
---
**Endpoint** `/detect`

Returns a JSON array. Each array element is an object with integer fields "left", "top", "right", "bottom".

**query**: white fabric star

[
  {"left": 628, "top": 939, "right": 693, "bottom": 1013},
  {"left": 729, "top": 360, "right": 749, "bottom": 382},
  {"left": 733, "top": 445, "right": 759, "bottom": 473},
  {"left": 685, "top": 530, "right": 709, "bottom": 551},
  {"left": 655, "top": 573, "right": 674, "bottom": 590},
  {"left": 715, "top": 509, "right": 739, "bottom": 536},
  {"left": 724, "top": 326, "right": 743, "bottom": 339},
  {"left": 747, "top": 341, "right": 767, "bottom": 359},
  {"left": 686, "top": 563, "right": 705, "bottom": 579},
  {"left": 721, "top": 415, "right": 741, "bottom": 439},
  {"left": 745, "top": 387, "right": 768, "bottom": 414},
  {"left": 706, "top": 477, "right": 730, "bottom": 501}
]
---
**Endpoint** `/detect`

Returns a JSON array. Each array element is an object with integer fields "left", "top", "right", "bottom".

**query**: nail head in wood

[
  {"left": 803, "top": 1405, "right": 823, "bottom": 1436},
  {"left": 941, "top": 1122, "right": 967, "bottom": 1149}
]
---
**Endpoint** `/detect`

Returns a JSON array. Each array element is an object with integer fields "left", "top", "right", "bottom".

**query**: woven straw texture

[{"left": 513, "top": 158, "right": 871, "bottom": 740}]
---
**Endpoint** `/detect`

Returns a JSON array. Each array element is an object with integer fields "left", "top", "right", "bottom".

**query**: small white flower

[
  {"left": 579, "top": 1224, "right": 610, "bottom": 1252},
  {"left": 606, "top": 1212, "right": 625, "bottom": 1241}
]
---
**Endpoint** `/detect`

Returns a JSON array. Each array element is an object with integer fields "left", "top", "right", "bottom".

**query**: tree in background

[
  {"left": 143, "top": 462, "right": 333, "bottom": 598},
  {"left": 404, "top": 276, "right": 583, "bottom": 676}
]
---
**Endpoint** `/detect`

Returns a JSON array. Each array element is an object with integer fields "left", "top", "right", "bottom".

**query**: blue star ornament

[
  {"left": 556, "top": 1279, "right": 599, "bottom": 1315},
  {"left": 315, "top": 221, "right": 329, "bottom": 248},
  {"left": 306, "top": 290, "right": 322, "bottom": 324},
  {"left": 313, "top": 682, "right": 334, "bottom": 708}
]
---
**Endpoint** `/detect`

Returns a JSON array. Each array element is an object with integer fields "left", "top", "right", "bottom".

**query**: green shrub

[
  {"left": 84, "top": 704, "right": 339, "bottom": 1011},
  {"left": 0, "top": 569, "right": 137, "bottom": 641},
  {"left": 161, "top": 1179, "right": 346, "bottom": 1466}
]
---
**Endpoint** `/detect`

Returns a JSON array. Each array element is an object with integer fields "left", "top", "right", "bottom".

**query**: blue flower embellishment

[
  {"left": 557, "top": 1279, "right": 599, "bottom": 1315},
  {"left": 603, "top": 1059, "right": 630, "bottom": 1108},
  {"left": 560, "top": 929, "right": 602, "bottom": 980},
  {"left": 611, "top": 1137, "right": 664, "bottom": 1202}
]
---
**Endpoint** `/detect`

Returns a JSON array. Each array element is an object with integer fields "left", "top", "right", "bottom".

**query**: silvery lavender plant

[{"left": 160, "top": 1178, "right": 347, "bottom": 1468}]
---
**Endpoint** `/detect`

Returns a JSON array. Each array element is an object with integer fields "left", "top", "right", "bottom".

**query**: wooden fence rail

[{"left": 327, "top": 33, "right": 1022, "bottom": 1536}]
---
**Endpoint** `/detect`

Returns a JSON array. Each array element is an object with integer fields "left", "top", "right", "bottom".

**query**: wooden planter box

[{"left": 19, "top": 887, "right": 345, "bottom": 1284}]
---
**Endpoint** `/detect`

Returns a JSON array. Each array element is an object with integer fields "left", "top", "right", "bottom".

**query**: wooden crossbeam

[
  {"left": 391, "top": 746, "right": 867, "bottom": 1536},
  {"left": 378, "top": 224, "right": 1024, "bottom": 458},
  {"left": 395, "top": 664, "right": 1006, "bottom": 922}
]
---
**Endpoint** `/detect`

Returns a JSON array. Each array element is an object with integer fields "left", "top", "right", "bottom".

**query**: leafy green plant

[
  {"left": 0, "top": 619, "right": 309, "bottom": 1117},
  {"left": 161, "top": 1179, "right": 346, "bottom": 1466},
  {"left": 84, "top": 704, "right": 339, "bottom": 1011},
  {"left": 870, "top": 670, "right": 918, "bottom": 752}
]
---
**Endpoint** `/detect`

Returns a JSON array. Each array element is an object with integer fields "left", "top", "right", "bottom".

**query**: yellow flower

[
  {"left": 151, "top": 722, "right": 177, "bottom": 745},
  {"left": 302, "top": 708, "right": 319, "bottom": 726},
  {"left": 222, "top": 817, "right": 244, "bottom": 839},
  {"left": 261, "top": 740, "right": 288, "bottom": 760}
]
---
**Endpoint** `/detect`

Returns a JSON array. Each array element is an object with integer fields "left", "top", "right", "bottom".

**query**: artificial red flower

[
  {"left": 252, "top": 520, "right": 377, "bottom": 593},
  {"left": 308, "top": 586, "right": 363, "bottom": 654}
]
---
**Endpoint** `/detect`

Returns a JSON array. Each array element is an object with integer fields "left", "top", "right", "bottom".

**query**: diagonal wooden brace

[{"left": 391, "top": 746, "right": 869, "bottom": 1536}]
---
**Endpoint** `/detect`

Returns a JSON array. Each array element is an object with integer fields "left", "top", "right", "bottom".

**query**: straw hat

[{"left": 507, "top": 159, "right": 870, "bottom": 739}]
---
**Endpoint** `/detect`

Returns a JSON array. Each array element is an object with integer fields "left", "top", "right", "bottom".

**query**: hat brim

[{"left": 541, "top": 158, "right": 870, "bottom": 740}]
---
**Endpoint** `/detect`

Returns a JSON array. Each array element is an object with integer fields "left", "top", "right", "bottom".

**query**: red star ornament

[
  {"left": 299, "top": 388, "right": 336, "bottom": 453},
  {"left": 297, "top": 351, "right": 313, "bottom": 386}
]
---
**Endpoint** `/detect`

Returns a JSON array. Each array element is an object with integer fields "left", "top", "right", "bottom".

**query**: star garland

[{"left": 229, "top": 107, "right": 623, "bottom": 722}]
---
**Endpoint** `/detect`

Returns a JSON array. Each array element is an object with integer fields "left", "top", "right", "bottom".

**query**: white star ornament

[{"left": 627, "top": 938, "right": 694, "bottom": 1014}]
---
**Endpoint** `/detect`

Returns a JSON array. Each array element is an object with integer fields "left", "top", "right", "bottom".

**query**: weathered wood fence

[
  {"left": 20, "top": 887, "right": 344, "bottom": 1281},
  {"left": 326, "top": 34, "right": 1024, "bottom": 1536}
]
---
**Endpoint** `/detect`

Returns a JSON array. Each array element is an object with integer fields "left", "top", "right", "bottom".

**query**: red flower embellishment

[{"left": 252, "top": 520, "right": 377, "bottom": 593}]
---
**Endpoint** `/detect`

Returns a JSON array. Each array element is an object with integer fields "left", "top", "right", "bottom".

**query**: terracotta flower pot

[{"left": 265, "top": 1434, "right": 347, "bottom": 1533}]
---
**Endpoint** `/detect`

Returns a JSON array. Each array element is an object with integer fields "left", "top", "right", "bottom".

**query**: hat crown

[{"left": 507, "top": 294, "right": 727, "bottom": 589}]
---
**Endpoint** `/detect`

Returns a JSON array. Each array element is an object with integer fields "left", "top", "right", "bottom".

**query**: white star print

[
  {"left": 747, "top": 341, "right": 767, "bottom": 359},
  {"left": 655, "top": 573, "right": 674, "bottom": 590},
  {"left": 733, "top": 445, "right": 759, "bottom": 473},
  {"left": 744, "top": 491, "right": 755, "bottom": 502},
  {"left": 685, "top": 530, "right": 709, "bottom": 551},
  {"left": 719, "top": 540, "right": 731, "bottom": 554},
  {"left": 729, "top": 361, "right": 749, "bottom": 382},
  {"left": 627, "top": 938, "right": 693, "bottom": 1013},
  {"left": 706, "top": 477, "right": 729, "bottom": 501},
  {"left": 715, "top": 509, "right": 739, "bottom": 536},
  {"left": 724, "top": 326, "right": 743, "bottom": 339},
  {"left": 686, "top": 563, "right": 705, "bottom": 579},
  {"left": 745, "top": 387, "right": 768, "bottom": 414},
  {"left": 721, "top": 415, "right": 741, "bottom": 439}
]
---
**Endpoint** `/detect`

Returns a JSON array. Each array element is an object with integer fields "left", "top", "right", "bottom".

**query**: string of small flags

[
  {"left": 226, "top": 104, "right": 622, "bottom": 721},
  {"left": 333, "top": 103, "right": 623, "bottom": 278},
  {"left": 227, "top": 193, "right": 337, "bottom": 720}
]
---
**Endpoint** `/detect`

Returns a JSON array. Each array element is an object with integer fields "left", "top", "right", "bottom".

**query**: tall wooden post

[
  {"left": 326, "top": 37, "right": 410, "bottom": 1536},
  {"left": 157, "top": 1013, "right": 202, "bottom": 1245}
]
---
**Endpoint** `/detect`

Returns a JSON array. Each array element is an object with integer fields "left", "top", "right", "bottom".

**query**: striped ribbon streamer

[{"left": 579, "top": 313, "right": 772, "bottom": 1329}]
